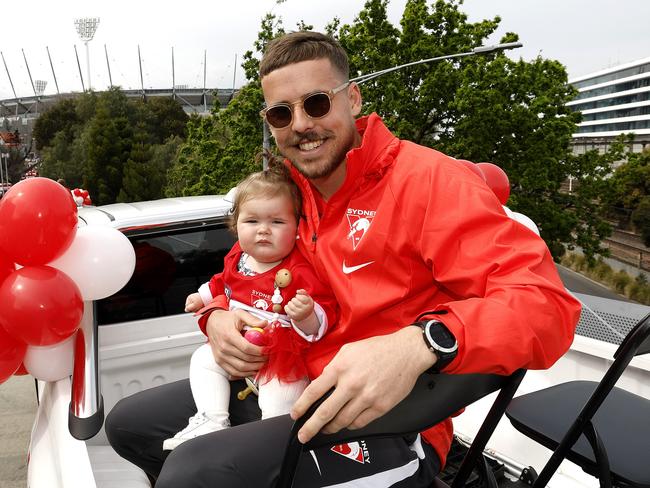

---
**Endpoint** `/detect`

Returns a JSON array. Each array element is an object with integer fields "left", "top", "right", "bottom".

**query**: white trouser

[{"left": 189, "top": 343, "right": 309, "bottom": 422}]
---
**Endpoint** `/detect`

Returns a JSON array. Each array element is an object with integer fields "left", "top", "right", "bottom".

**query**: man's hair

[
  {"left": 228, "top": 162, "right": 302, "bottom": 235},
  {"left": 260, "top": 31, "right": 349, "bottom": 80}
]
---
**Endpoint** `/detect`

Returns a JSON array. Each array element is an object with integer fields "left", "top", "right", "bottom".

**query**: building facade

[{"left": 569, "top": 56, "right": 650, "bottom": 154}]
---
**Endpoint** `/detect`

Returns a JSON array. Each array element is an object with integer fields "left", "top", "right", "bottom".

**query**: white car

[
  {"left": 29, "top": 195, "right": 235, "bottom": 488},
  {"left": 26, "top": 195, "right": 650, "bottom": 488}
]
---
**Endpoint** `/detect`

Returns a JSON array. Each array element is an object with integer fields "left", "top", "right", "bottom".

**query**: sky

[{"left": 0, "top": 0, "right": 648, "bottom": 100}]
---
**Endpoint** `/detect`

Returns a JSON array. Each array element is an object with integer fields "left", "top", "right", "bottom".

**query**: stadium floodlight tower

[
  {"left": 35, "top": 79, "right": 47, "bottom": 96},
  {"left": 74, "top": 17, "right": 100, "bottom": 91}
]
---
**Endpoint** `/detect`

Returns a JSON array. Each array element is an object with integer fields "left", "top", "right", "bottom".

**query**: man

[{"left": 106, "top": 31, "right": 581, "bottom": 487}]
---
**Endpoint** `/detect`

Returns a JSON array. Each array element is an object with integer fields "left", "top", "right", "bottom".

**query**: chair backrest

[
  {"left": 592, "top": 312, "right": 650, "bottom": 413},
  {"left": 614, "top": 312, "right": 650, "bottom": 359},
  {"left": 511, "top": 312, "right": 650, "bottom": 488},
  {"left": 276, "top": 369, "right": 526, "bottom": 488}
]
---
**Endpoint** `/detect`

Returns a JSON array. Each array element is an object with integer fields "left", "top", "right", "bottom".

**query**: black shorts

[{"left": 106, "top": 379, "right": 440, "bottom": 487}]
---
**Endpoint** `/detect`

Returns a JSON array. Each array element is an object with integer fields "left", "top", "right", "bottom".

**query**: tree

[
  {"left": 138, "top": 97, "right": 189, "bottom": 144},
  {"left": 632, "top": 196, "right": 650, "bottom": 247},
  {"left": 166, "top": 0, "right": 611, "bottom": 260},
  {"left": 332, "top": 0, "right": 608, "bottom": 260},
  {"left": 165, "top": 13, "right": 289, "bottom": 197},
  {"left": 32, "top": 98, "right": 79, "bottom": 150},
  {"left": 37, "top": 88, "right": 189, "bottom": 204},
  {"left": 605, "top": 142, "right": 650, "bottom": 215}
]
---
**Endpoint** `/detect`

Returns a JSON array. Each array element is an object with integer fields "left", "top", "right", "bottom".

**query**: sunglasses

[{"left": 260, "top": 81, "right": 350, "bottom": 129}]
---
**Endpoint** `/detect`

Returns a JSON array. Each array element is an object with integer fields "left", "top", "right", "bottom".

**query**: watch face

[{"left": 425, "top": 320, "right": 458, "bottom": 353}]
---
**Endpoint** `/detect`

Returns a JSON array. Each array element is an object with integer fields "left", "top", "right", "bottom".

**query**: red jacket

[{"left": 287, "top": 113, "right": 582, "bottom": 465}]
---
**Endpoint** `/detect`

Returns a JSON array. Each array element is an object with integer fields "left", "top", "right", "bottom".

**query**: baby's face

[{"left": 236, "top": 195, "right": 298, "bottom": 264}]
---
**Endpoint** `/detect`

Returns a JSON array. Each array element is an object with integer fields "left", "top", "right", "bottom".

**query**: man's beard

[{"left": 286, "top": 130, "right": 354, "bottom": 180}]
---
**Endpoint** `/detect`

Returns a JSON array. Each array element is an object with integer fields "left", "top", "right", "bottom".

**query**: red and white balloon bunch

[
  {"left": 456, "top": 160, "right": 539, "bottom": 235},
  {"left": 0, "top": 178, "right": 135, "bottom": 384},
  {"left": 71, "top": 188, "right": 92, "bottom": 207}
]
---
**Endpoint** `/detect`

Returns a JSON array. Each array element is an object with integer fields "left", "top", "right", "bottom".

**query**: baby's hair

[{"left": 228, "top": 161, "right": 302, "bottom": 234}]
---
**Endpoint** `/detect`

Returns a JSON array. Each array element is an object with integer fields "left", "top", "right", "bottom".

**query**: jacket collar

[{"left": 286, "top": 113, "right": 399, "bottom": 246}]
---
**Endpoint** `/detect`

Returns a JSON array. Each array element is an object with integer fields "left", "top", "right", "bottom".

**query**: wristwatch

[{"left": 412, "top": 319, "right": 458, "bottom": 373}]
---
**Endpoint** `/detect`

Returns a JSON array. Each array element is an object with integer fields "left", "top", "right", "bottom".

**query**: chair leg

[
  {"left": 582, "top": 422, "right": 612, "bottom": 488},
  {"left": 532, "top": 419, "right": 613, "bottom": 488},
  {"left": 452, "top": 370, "right": 525, "bottom": 488}
]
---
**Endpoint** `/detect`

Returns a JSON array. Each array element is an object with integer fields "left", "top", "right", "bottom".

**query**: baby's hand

[
  {"left": 185, "top": 293, "right": 204, "bottom": 313},
  {"left": 284, "top": 289, "right": 314, "bottom": 322}
]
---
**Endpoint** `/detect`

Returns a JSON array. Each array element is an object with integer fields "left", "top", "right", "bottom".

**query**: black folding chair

[
  {"left": 277, "top": 369, "right": 526, "bottom": 488},
  {"left": 506, "top": 313, "right": 650, "bottom": 488}
]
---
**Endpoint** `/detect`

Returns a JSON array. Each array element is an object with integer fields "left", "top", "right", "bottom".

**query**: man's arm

[{"left": 291, "top": 326, "right": 434, "bottom": 443}]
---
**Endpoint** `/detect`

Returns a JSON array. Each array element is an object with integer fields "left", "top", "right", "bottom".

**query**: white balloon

[
  {"left": 24, "top": 333, "right": 75, "bottom": 382},
  {"left": 48, "top": 225, "right": 136, "bottom": 300},
  {"left": 511, "top": 211, "right": 540, "bottom": 235}
]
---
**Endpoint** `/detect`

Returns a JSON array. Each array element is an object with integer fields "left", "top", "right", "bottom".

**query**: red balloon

[
  {"left": 0, "top": 324, "right": 27, "bottom": 384},
  {"left": 0, "top": 254, "right": 14, "bottom": 286},
  {"left": 0, "top": 177, "right": 78, "bottom": 266},
  {"left": 457, "top": 159, "right": 486, "bottom": 181},
  {"left": 477, "top": 162, "right": 510, "bottom": 205},
  {"left": 0, "top": 266, "right": 83, "bottom": 346}
]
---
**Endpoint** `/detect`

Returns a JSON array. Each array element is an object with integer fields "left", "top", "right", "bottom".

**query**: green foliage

[
  {"left": 605, "top": 142, "right": 650, "bottom": 211},
  {"left": 163, "top": 0, "right": 613, "bottom": 262},
  {"left": 37, "top": 87, "right": 188, "bottom": 205},
  {"left": 33, "top": 98, "right": 79, "bottom": 150},
  {"left": 165, "top": 13, "right": 289, "bottom": 197},
  {"left": 632, "top": 196, "right": 650, "bottom": 247},
  {"left": 605, "top": 144, "right": 650, "bottom": 237},
  {"left": 333, "top": 0, "right": 608, "bottom": 261},
  {"left": 166, "top": 84, "right": 265, "bottom": 196}
]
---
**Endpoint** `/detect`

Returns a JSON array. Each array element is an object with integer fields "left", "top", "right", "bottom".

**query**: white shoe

[{"left": 162, "top": 412, "right": 229, "bottom": 450}]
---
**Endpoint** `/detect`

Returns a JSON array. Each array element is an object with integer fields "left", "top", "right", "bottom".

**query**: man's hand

[
  {"left": 284, "top": 289, "right": 315, "bottom": 322},
  {"left": 290, "top": 326, "right": 436, "bottom": 444},
  {"left": 206, "top": 309, "right": 268, "bottom": 378}
]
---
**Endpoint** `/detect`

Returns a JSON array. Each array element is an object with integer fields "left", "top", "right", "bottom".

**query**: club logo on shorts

[
  {"left": 251, "top": 290, "right": 271, "bottom": 310},
  {"left": 331, "top": 441, "right": 370, "bottom": 464},
  {"left": 346, "top": 208, "right": 376, "bottom": 250}
]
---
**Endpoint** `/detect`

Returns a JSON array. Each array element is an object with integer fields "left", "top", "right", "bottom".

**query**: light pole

[
  {"left": 261, "top": 42, "right": 523, "bottom": 169},
  {"left": 0, "top": 152, "right": 9, "bottom": 190},
  {"left": 74, "top": 17, "right": 100, "bottom": 91}
]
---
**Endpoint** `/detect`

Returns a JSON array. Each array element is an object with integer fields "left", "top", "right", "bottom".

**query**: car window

[{"left": 96, "top": 223, "right": 236, "bottom": 325}]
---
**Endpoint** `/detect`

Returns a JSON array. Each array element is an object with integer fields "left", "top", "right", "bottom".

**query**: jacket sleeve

[
  {"left": 196, "top": 245, "right": 238, "bottom": 336},
  {"left": 407, "top": 157, "right": 581, "bottom": 375}
]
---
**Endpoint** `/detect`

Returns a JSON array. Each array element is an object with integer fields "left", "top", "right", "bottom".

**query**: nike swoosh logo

[{"left": 342, "top": 260, "right": 375, "bottom": 274}]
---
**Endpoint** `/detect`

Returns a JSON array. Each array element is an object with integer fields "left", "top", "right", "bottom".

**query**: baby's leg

[
  {"left": 189, "top": 343, "right": 230, "bottom": 423},
  {"left": 258, "top": 377, "right": 309, "bottom": 419},
  {"left": 162, "top": 344, "right": 232, "bottom": 450}
]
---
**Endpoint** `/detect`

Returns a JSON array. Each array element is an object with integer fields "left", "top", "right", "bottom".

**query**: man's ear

[{"left": 348, "top": 82, "right": 362, "bottom": 117}]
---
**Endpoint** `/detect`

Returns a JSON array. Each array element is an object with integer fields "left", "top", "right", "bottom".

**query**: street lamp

[
  {"left": 261, "top": 42, "right": 523, "bottom": 168},
  {"left": 351, "top": 42, "right": 523, "bottom": 84},
  {"left": 74, "top": 17, "right": 100, "bottom": 91}
]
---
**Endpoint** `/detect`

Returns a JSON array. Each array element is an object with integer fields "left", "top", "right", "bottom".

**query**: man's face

[{"left": 261, "top": 58, "right": 362, "bottom": 183}]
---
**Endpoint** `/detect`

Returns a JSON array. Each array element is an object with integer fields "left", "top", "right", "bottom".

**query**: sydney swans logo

[{"left": 346, "top": 208, "right": 375, "bottom": 250}]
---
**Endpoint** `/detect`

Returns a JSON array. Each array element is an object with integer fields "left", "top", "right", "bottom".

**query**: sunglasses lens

[
  {"left": 303, "top": 93, "right": 331, "bottom": 118},
  {"left": 265, "top": 105, "right": 292, "bottom": 128}
]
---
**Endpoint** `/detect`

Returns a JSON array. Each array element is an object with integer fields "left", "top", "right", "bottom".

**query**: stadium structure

[{"left": 568, "top": 56, "right": 650, "bottom": 154}]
